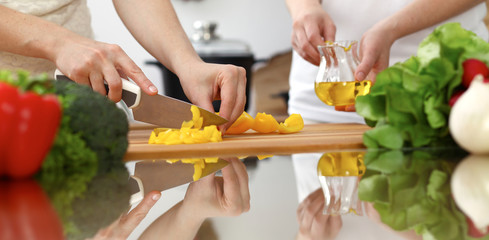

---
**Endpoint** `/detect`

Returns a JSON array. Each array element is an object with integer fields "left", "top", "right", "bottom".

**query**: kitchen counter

[{"left": 3, "top": 124, "right": 488, "bottom": 240}]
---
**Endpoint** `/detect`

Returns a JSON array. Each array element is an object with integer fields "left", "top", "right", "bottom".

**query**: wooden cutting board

[{"left": 124, "top": 123, "right": 370, "bottom": 161}]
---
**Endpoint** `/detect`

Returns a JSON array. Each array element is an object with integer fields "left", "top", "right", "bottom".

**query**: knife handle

[{"left": 54, "top": 69, "right": 142, "bottom": 108}]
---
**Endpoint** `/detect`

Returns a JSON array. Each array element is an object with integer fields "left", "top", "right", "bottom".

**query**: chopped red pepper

[{"left": 0, "top": 82, "right": 61, "bottom": 178}]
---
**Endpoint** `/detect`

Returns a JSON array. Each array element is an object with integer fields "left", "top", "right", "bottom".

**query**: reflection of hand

[
  {"left": 139, "top": 158, "right": 250, "bottom": 240},
  {"left": 178, "top": 62, "right": 247, "bottom": 132},
  {"left": 354, "top": 21, "right": 395, "bottom": 83},
  {"left": 88, "top": 191, "right": 161, "bottom": 240},
  {"left": 296, "top": 188, "right": 342, "bottom": 240},
  {"left": 288, "top": 2, "right": 336, "bottom": 66},
  {"left": 55, "top": 35, "right": 158, "bottom": 102},
  {"left": 182, "top": 157, "right": 250, "bottom": 220}
]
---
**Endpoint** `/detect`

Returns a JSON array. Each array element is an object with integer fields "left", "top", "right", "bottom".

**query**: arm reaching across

[
  {"left": 112, "top": 0, "right": 247, "bottom": 132},
  {"left": 0, "top": 5, "right": 157, "bottom": 102}
]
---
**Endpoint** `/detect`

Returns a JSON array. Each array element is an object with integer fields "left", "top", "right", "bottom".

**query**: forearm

[
  {"left": 285, "top": 0, "right": 322, "bottom": 20},
  {"left": 139, "top": 201, "right": 204, "bottom": 240},
  {"left": 112, "top": 0, "right": 202, "bottom": 76},
  {"left": 0, "top": 5, "right": 77, "bottom": 62},
  {"left": 379, "top": 0, "right": 484, "bottom": 41}
]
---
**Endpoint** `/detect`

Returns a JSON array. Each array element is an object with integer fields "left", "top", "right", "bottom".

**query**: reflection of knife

[
  {"left": 128, "top": 159, "right": 228, "bottom": 205},
  {"left": 55, "top": 72, "right": 228, "bottom": 128}
]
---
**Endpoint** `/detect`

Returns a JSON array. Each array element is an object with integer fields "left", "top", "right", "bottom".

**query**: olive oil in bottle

[{"left": 314, "top": 80, "right": 372, "bottom": 106}]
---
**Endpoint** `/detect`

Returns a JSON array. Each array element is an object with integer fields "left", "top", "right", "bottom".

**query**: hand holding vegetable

[{"left": 178, "top": 62, "right": 247, "bottom": 132}]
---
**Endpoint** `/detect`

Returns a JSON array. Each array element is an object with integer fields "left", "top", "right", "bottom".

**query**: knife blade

[
  {"left": 128, "top": 158, "right": 229, "bottom": 205},
  {"left": 55, "top": 72, "right": 228, "bottom": 128}
]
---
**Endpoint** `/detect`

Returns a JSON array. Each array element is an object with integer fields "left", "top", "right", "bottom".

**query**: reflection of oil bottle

[{"left": 317, "top": 151, "right": 366, "bottom": 215}]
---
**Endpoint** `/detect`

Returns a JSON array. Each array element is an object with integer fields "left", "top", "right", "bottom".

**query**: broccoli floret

[{"left": 54, "top": 80, "right": 129, "bottom": 173}]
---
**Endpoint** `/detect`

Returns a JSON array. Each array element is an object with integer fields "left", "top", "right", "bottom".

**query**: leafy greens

[{"left": 356, "top": 23, "right": 489, "bottom": 149}]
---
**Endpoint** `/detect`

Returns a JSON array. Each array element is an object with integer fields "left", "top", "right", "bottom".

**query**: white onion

[{"left": 449, "top": 74, "right": 489, "bottom": 154}]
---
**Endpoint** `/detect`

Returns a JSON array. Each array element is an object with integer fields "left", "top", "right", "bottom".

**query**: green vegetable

[
  {"left": 358, "top": 149, "right": 489, "bottom": 240},
  {"left": 356, "top": 23, "right": 489, "bottom": 149},
  {"left": 53, "top": 80, "right": 129, "bottom": 173}
]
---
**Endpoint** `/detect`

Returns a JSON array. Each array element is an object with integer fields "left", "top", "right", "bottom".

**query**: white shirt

[
  {"left": 288, "top": 1, "right": 489, "bottom": 123},
  {"left": 0, "top": 0, "right": 93, "bottom": 76}
]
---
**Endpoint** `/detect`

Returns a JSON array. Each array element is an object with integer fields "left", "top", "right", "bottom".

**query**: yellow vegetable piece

[
  {"left": 251, "top": 112, "right": 280, "bottom": 133},
  {"left": 193, "top": 164, "right": 203, "bottom": 181},
  {"left": 277, "top": 113, "right": 304, "bottom": 133},
  {"left": 148, "top": 106, "right": 223, "bottom": 145},
  {"left": 257, "top": 155, "right": 274, "bottom": 160},
  {"left": 317, "top": 152, "right": 365, "bottom": 177},
  {"left": 181, "top": 120, "right": 194, "bottom": 128},
  {"left": 165, "top": 157, "right": 221, "bottom": 181},
  {"left": 227, "top": 111, "right": 255, "bottom": 134},
  {"left": 191, "top": 105, "right": 200, "bottom": 123}
]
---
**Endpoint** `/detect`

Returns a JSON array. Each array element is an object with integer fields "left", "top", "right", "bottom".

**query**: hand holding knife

[{"left": 55, "top": 70, "right": 228, "bottom": 128}]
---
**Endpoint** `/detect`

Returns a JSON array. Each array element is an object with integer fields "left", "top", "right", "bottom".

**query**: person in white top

[
  {"left": 285, "top": 1, "right": 488, "bottom": 239},
  {"left": 0, "top": 0, "right": 246, "bottom": 131},
  {"left": 286, "top": 0, "right": 488, "bottom": 124}
]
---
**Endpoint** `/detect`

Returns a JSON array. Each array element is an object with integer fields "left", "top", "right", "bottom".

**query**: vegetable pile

[
  {"left": 0, "top": 70, "right": 131, "bottom": 236},
  {"left": 356, "top": 23, "right": 489, "bottom": 149}
]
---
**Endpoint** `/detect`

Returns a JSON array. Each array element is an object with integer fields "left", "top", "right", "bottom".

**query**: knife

[
  {"left": 128, "top": 158, "right": 229, "bottom": 205},
  {"left": 54, "top": 71, "right": 228, "bottom": 128}
]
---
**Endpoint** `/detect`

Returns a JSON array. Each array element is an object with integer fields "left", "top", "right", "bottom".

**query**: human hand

[
  {"left": 354, "top": 21, "right": 397, "bottom": 83},
  {"left": 290, "top": 4, "right": 336, "bottom": 66},
  {"left": 178, "top": 62, "right": 247, "bottom": 132},
  {"left": 88, "top": 191, "right": 161, "bottom": 240},
  {"left": 53, "top": 35, "right": 158, "bottom": 102},
  {"left": 181, "top": 157, "right": 250, "bottom": 221},
  {"left": 296, "top": 188, "right": 342, "bottom": 240}
]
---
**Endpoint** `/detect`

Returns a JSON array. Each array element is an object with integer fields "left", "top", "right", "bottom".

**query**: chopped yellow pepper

[
  {"left": 251, "top": 112, "right": 280, "bottom": 133},
  {"left": 148, "top": 105, "right": 222, "bottom": 145},
  {"left": 166, "top": 157, "right": 221, "bottom": 181},
  {"left": 226, "top": 111, "right": 254, "bottom": 134},
  {"left": 277, "top": 114, "right": 304, "bottom": 133}
]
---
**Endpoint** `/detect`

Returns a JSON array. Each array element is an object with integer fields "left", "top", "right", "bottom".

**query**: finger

[
  {"left": 321, "top": 21, "right": 336, "bottom": 43},
  {"left": 118, "top": 191, "right": 161, "bottom": 237},
  {"left": 103, "top": 66, "right": 123, "bottom": 102},
  {"left": 228, "top": 158, "right": 250, "bottom": 211},
  {"left": 224, "top": 67, "right": 247, "bottom": 133},
  {"left": 293, "top": 27, "right": 320, "bottom": 66},
  {"left": 117, "top": 56, "right": 158, "bottom": 96},
  {"left": 299, "top": 190, "right": 325, "bottom": 235},
  {"left": 220, "top": 159, "right": 243, "bottom": 212},
  {"left": 355, "top": 53, "right": 376, "bottom": 82},
  {"left": 89, "top": 71, "right": 106, "bottom": 96},
  {"left": 216, "top": 67, "right": 245, "bottom": 132}
]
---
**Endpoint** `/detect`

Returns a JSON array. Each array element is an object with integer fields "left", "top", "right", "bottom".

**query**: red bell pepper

[
  {"left": 0, "top": 82, "right": 61, "bottom": 178},
  {"left": 0, "top": 180, "right": 64, "bottom": 240}
]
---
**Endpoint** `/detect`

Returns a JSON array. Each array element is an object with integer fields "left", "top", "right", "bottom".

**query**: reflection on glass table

[
  {"left": 3, "top": 148, "right": 489, "bottom": 240},
  {"left": 317, "top": 151, "right": 365, "bottom": 216}
]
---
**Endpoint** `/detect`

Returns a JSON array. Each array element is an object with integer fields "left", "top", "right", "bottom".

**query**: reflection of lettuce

[
  {"left": 356, "top": 23, "right": 489, "bottom": 149},
  {"left": 358, "top": 149, "right": 489, "bottom": 240}
]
